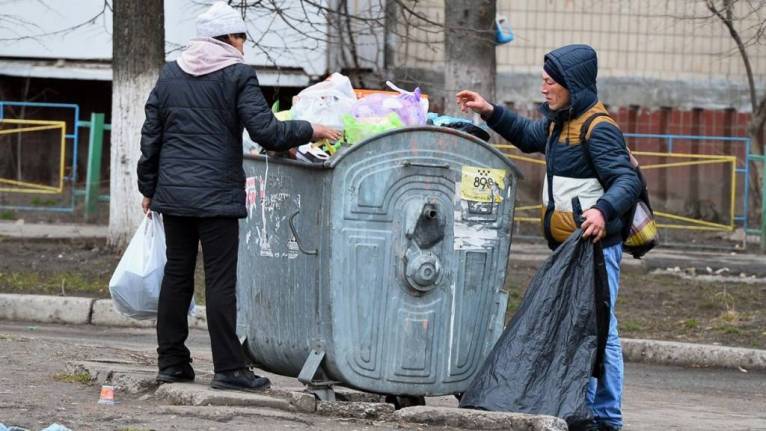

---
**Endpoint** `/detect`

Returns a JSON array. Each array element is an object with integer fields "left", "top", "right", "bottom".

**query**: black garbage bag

[
  {"left": 442, "top": 122, "right": 491, "bottom": 142},
  {"left": 459, "top": 229, "right": 611, "bottom": 428}
]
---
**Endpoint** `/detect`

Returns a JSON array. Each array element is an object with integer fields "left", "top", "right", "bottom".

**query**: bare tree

[
  {"left": 702, "top": 0, "right": 766, "bottom": 233},
  {"left": 231, "top": 0, "right": 447, "bottom": 85},
  {"left": 109, "top": 0, "right": 165, "bottom": 248},
  {"left": 232, "top": 0, "right": 498, "bottom": 113},
  {"left": 704, "top": 0, "right": 766, "bottom": 155},
  {"left": 443, "top": 0, "right": 496, "bottom": 116}
]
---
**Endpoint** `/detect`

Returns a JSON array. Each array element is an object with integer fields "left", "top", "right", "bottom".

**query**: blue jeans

[{"left": 587, "top": 243, "right": 624, "bottom": 428}]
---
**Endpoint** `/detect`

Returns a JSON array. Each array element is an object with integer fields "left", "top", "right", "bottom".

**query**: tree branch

[
  {"left": 0, "top": 0, "right": 110, "bottom": 43},
  {"left": 706, "top": 0, "right": 758, "bottom": 112}
]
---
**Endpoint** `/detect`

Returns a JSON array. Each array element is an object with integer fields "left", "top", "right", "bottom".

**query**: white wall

[{"left": 0, "top": 0, "right": 329, "bottom": 83}]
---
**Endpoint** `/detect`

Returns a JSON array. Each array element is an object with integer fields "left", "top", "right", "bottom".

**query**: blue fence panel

[
  {"left": 624, "top": 133, "right": 751, "bottom": 230},
  {"left": 0, "top": 101, "right": 81, "bottom": 213}
]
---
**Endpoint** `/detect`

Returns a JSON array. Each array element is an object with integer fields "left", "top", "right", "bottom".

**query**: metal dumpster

[{"left": 236, "top": 127, "right": 521, "bottom": 397}]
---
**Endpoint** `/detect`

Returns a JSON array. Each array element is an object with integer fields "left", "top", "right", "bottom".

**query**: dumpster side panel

[
  {"left": 238, "top": 159, "right": 330, "bottom": 376},
  {"left": 326, "top": 129, "right": 517, "bottom": 396}
]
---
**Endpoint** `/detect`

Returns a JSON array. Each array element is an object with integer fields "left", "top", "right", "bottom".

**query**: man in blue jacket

[
  {"left": 137, "top": 2, "right": 340, "bottom": 392},
  {"left": 457, "top": 44, "right": 641, "bottom": 431}
]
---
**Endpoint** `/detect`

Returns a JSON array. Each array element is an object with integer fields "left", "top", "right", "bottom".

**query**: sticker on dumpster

[{"left": 460, "top": 166, "right": 505, "bottom": 203}]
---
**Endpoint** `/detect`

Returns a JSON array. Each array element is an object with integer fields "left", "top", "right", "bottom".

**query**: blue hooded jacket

[{"left": 484, "top": 44, "right": 641, "bottom": 249}]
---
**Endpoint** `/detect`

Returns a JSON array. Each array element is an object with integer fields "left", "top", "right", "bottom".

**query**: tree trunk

[
  {"left": 383, "top": 0, "right": 399, "bottom": 77},
  {"left": 109, "top": 0, "right": 165, "bottom": 248},
  {"left": 443, "top": 0, "right": 496, "bottom": 116}
]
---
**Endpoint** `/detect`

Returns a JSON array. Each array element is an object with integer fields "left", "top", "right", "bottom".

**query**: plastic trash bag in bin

[
  {"left": 351, "top": 81, "right": 428, "bottom": 126},
  {"left": 290, "top": 73, "right": 356, "bottom": 130},
  {"left": 459, "top": 229, "right": 611, "bottom": 428}
]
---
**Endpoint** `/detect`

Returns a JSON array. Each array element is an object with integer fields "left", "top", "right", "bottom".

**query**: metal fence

[
  {"left": 0, "top": 102, "right": 110, "bottom": 218},
  {"left": 0, "top": 101, "right": 81, "bottom": 213},
  {"left": 497, "top": 133, "right": 761, "bottom": 246}
]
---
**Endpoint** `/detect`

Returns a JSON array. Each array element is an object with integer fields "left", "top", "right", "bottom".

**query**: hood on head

[
  {"left": 176, "top": 37, "right": 244, "bottom": 77},
  {"left": 543, "top": 44, "right": 598, "bottom": 116}
]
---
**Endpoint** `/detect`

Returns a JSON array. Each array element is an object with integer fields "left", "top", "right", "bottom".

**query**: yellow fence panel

[
  {"left": 0, "top": 119, "right": 67, "bottom": 194},
  {"left": 495, "top": 145, "right": 737, "bottom": 232}
]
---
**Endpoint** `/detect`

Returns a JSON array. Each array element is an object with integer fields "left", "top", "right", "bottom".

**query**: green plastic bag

[{"left": 342, "top": 113, "right": 404, "bottom": 145}]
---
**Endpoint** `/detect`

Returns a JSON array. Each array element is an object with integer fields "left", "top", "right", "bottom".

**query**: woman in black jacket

[{"left": 137, "top": 1, "right": 340, "bottom": 392}]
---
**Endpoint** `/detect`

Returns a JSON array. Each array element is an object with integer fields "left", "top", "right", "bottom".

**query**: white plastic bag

[
  {"left": 108, "top": 212, "right": 167, "bottom": 320},
  {"left": 290, "top": 72, "right": 356, "bottom": 129}
]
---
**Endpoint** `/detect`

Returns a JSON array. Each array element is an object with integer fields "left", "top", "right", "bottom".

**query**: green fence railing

[{"left": 78, "top": 113, "right": 111, "bottom": 220}]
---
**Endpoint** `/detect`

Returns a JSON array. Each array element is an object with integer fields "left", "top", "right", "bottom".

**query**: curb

[
  {"left": 90, "top": 299, "right": 207, "bottom": 329},
  {"left": 0, "top": 293, "right": 206, "bottom": 329},
  {"left": 1, "top": 293, "right": 764, "bottom": 371},
  {"left": 0, "top": 293, "right": 93, "bottom": 325},
  {"left": 622, "top": 338, "right": 766, "bottom": 371},
  {"left": 0, "top": 221, "right": 107, "bottom": 239}
]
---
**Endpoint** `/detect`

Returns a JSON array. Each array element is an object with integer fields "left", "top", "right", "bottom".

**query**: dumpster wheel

[{"left": 384, "top": 395, "right": 426, "bottom": 410}]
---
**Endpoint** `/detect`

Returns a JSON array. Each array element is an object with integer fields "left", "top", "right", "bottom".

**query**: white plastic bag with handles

[
  {"left": 108, "top": 212, "right": 193, "bottom": 320},
  {"left": 290, "top": 72, "right": 356, "bottom": 129}
]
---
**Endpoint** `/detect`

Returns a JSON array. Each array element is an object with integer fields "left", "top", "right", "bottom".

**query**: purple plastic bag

[{"left": 351, "top": 82, "right": 428, "bottom": 126}]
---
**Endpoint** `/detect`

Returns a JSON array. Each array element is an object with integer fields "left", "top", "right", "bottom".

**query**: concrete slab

[
  {"left": 276, "top": 385, "right": 385, "bottom": 403},
  {"left": 393, "top": 405, "right": 567, "bottom": 430},
  {"left": 317, "top": 400, "right": 394, "bottom": 420},
  {"left": 66, "top": 359, "right": 159, "bottom": 394},
  {"left": 155, "top": 382, "right": 294, "bottom": 411},
  {"left": 0, "top": 293, "right": 93, "bottom": 324},
  {"left": 157, "top": 405, "right": 313, "bottom": 424}
]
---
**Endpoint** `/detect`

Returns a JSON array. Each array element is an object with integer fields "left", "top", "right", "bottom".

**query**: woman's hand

[
  {"left": 141, "top": 196, "right": 152, "bottom": 218},
  {"left": 311, "top": 124, "right": 342, "bottom": 142}
]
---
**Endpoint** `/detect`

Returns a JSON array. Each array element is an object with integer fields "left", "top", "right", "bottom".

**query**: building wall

[
  {"left": 396, "top": 0, "right": 766, "bottom": 82},
  {"left": 391, "top": 0, "right": 765, "bottom": 110}
]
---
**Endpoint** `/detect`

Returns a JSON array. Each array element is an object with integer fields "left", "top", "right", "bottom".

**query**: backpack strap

[
  {"left": 579, "top": 112, "right": 613, "bottom": 145},
  {"left": 577, "top": 113, "right": 612, "bottom": 184},
  {"left": 580, "top": 113, "right": 640, "bottom": 168}
]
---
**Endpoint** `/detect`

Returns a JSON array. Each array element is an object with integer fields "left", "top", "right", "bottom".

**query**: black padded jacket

[{"left": 137, "top": 61, "right": 312, "bottom": 218}]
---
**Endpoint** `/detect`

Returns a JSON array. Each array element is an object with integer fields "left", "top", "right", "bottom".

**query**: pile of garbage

[{"left": 244, "top": 73, "right": 489, "bottom": 162}]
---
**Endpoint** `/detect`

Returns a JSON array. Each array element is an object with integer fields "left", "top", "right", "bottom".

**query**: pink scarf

[{"left": 176, "top": 37, "right": 244, "bottom": 76}]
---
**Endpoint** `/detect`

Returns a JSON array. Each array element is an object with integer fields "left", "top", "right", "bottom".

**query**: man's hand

[
  {"left": 456, "top": 90, "right": 494, "bottom": 117},
  {"left": 581, "top": 208, "right": 606, "bottom": 243},
  {"left": 311, "top": 124, "right": 342, "bottom": 142},
  {"left": 141, "top": 196, "right": 152, "bottom": 219}
]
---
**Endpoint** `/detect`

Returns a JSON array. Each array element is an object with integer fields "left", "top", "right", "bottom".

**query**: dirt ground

[
  {"left": 505, "top": 261, "right": 766, "bottom": 349},
  {"left": 0, "top": 323, "right": 431, "bottom": 431},
  {"left": 2, "top": 322, "right": 764, "bottom": 431},
  {"left": 0, "top": 237, "right": 764, "bottom": 349}
]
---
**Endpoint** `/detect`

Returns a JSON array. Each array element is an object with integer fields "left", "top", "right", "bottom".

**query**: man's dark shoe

[
  {"left": 598, "top": 424, "right": 621, "bottom": 431},
  {"left": 568, "top": 420, "right": 600, "bottom": 431},
  {"left": 156, "top": 363, "right": 195, "bottom": 383},
  {"left": 210, "top": 368, "right": 271, "bottom": 392}
]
